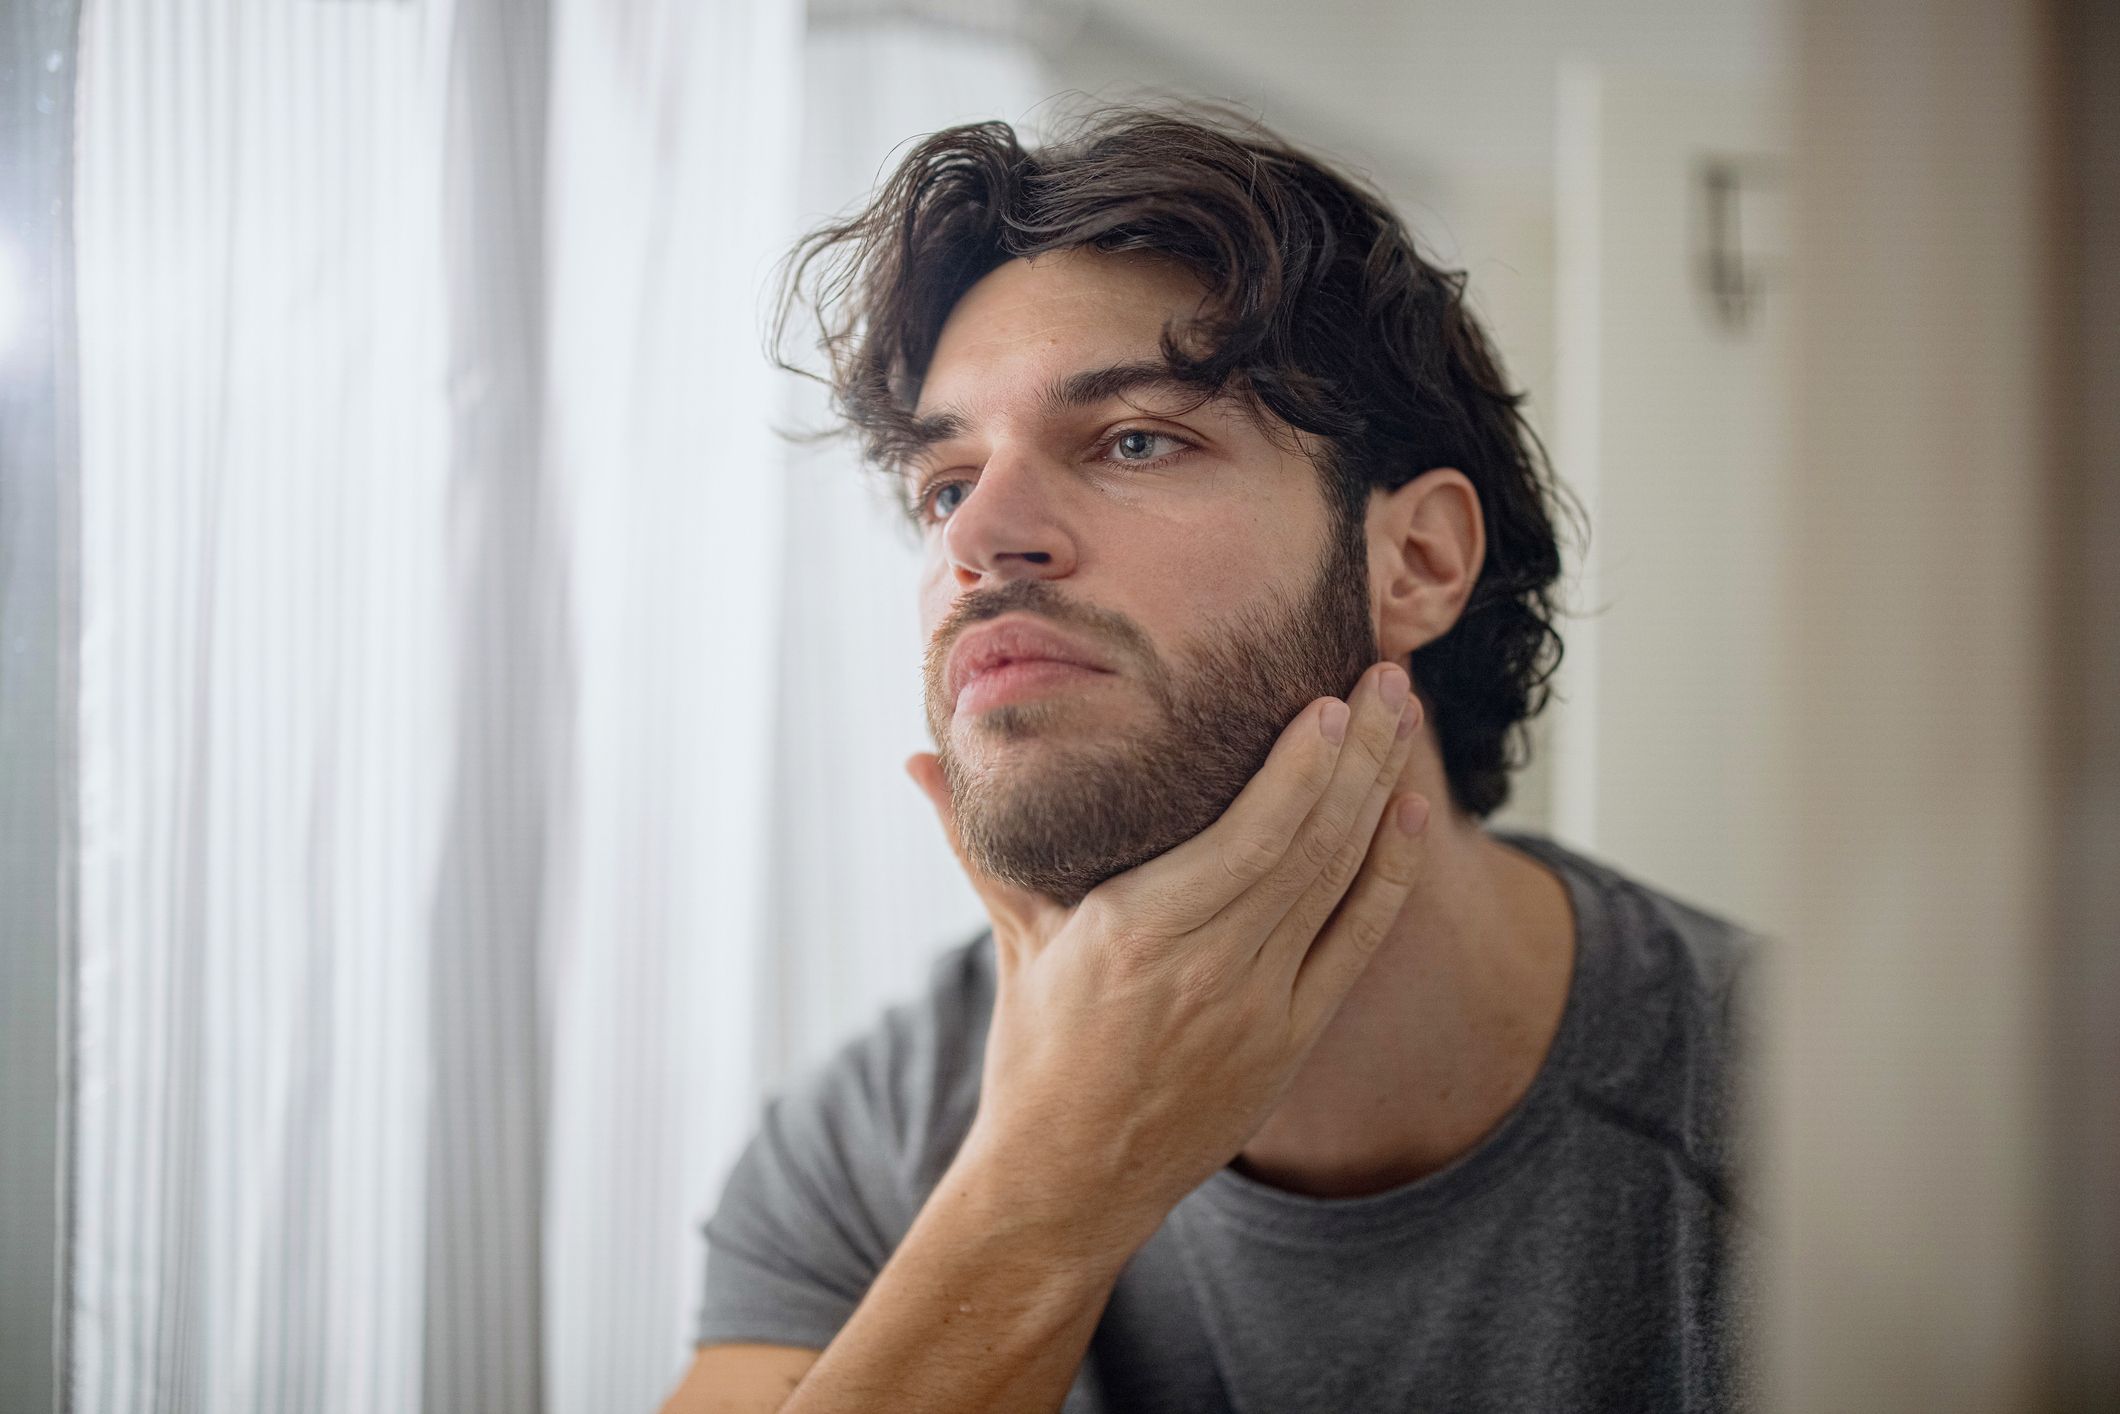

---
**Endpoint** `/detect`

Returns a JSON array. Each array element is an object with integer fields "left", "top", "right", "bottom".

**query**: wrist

[
  {"left": 781, "top": 1122, "right": 1129, "bottom": 1414},
  {"left": 944, "top": 1120, "right": 1167, "bottom": 1277}
]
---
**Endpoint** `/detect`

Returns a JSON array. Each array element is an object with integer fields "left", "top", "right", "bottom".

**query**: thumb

[{"left": 904, "top": 752, "right": 1054, "bottom": 936}]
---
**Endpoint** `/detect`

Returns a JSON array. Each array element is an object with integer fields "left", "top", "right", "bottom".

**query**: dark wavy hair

[{"left": 773, "top": 104, "right": 1580, "bottom": 820}]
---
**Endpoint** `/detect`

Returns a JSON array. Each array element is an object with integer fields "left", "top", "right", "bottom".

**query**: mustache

[{"left": 924, "top": 580, "right": 1153, "bottom": 685}]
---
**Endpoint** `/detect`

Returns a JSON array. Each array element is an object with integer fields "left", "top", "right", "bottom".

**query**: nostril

[{"left": 1019, "top": 551, "right": 1052, "bottom": 565}]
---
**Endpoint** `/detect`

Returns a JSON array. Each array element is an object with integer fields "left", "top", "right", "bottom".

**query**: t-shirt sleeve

[
  {"left": 693, "top": 1045, "right": 913, "bottom": 1351},
  {"left": 692, "top": 936, "right": 992, "bottom": 1352}
]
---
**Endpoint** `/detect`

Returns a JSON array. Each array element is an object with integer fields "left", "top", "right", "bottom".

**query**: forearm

[{"left": 781, "top": 1149, "right": 1141, "bottom": 1414}]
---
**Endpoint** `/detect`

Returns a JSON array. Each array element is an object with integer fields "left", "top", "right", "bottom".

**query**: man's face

[{"left": 913, "top": 248, "right": 1379, "bottom": 906}]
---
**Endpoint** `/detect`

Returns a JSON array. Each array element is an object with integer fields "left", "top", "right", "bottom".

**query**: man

[{"left": 663, "top": 107, "right": 1756, "bottom": 1413}]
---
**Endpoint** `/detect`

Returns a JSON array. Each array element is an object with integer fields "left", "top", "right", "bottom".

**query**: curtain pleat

[
  {"left": 423, "top": 2, "right": 554, "bottom": 1412},
  {"left": 70, "top": 0, "right": 803, "bottom": 1407},
  {"left": 536, "top": 0, "right": 802, "bottom": 1406},
  {"left": 74, "top": 3, "right": 453, "bottom": 1411}
]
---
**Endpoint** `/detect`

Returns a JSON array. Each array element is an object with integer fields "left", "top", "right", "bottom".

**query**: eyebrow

[{"left": 903, "top": 360, "right": 1214, "bottom": 459}]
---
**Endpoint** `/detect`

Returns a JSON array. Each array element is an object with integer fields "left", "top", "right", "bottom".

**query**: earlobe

[{"left": 1367, "top": 468, "right": 1484, "bottom": 660}]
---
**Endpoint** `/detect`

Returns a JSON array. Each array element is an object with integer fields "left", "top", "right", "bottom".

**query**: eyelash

[{"left": 908, "top": 427, "right": 1199, "bottom": 525}]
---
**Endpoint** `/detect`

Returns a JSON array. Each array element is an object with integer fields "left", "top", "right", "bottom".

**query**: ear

[{"left": 1366, "top": 468, "right": 1485, "bottom": 660}]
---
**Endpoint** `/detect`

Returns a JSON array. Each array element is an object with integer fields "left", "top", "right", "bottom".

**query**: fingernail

[
  {"left": 1379, "top": 665, "right": 1410, "bottom": 709},
  {"left": 1396, "top": 700, "right": 1418, "bottom": 739},
  {"left": 1321, "top": 700, "right": 1350, "bottom": 743},
  {"left": 1396, "top": 796, "right": 1430, "bottom": 836}
]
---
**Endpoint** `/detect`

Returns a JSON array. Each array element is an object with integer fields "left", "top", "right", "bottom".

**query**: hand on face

[{"left": 903, "top": 659, "right": 1431, "bottom": 1258}]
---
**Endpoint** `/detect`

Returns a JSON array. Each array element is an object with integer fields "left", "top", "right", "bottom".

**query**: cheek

[
  {"left": 915, "top": 556, "right": 951, "bottom": 639},
  {"left": 1118, "top": 518, "right": 1296, "bottom": 646},
  {"left": 916, "top": 562, "right": 972, "bottom": 677}
]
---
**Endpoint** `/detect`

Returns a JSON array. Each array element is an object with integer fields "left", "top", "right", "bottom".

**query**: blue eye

[
  {"left": 920, "top": 480, "right": 969, "bottom": 522},
  {"left": 912, "top": 428, "right": 1193, "bottom": 525},
  {"left": 1109, "top": 429, "right": 1184, "bottom": 463}
]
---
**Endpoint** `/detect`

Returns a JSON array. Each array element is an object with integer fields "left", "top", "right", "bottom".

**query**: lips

[{"left": 943, "top": 616, "right": 1116, "bottom": 704}]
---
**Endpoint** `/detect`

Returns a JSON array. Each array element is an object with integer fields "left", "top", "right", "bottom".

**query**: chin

[
  {"left": 942, "top": 732, "right": 1232, "bottom": 908},
  {"left": 943, "top": 720, "right": 1095, "bottom": 796},
  {"left": 942, "top": 689, "right": 1127, "bottom": 764},
  {"left": 959, "top": 699, "right": 1068, "bottom": 739}
]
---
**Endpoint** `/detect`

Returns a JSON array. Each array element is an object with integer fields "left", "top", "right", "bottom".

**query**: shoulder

[
  {"left": 696, "top": 930, "right": 995, "bottom": 1348},
  {"left": 1600, "top": 858, "right": 1762, "bottom": 1051},
  {"left": 805, "top": 929, "right": 996, "bottom": 1202},
  {"left": 1499, "top": 831, "right": 1764, "bottom": 1208},
  {"left": 731, "top": 929, "right": 994, "bottom": 1232},
  {"left": 1505, "top": 829, "right": 1760, "bottom": 1044}
]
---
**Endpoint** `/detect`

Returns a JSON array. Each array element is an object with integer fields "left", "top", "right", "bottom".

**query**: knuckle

[
  {"left": 1154, "top": 879, "right": 1218, "bottom": 931},
  {"left": 1341, "top": 910, "right": 1388, "bottom": 957},
  {"left": 1321, "top": 840, "right": 1365, "bottom": 894},
  {"left": 1162, "top": 950, "right": 1225, "bottom": 1017},
  {"left": 1354, "top": 714, "right": 1398, "bottom": 768},
  {"left": 1303, "top": 739, "right": 1341, "bottom": 791},
  {"left": 1375, "top": 844, "right": 1422, "bottom": 889},
  {"left": 1218, "top": 831, "right": 1283, "bottom": 887},
  {"left": 1298, "top": 815, "right": 1350, "bottom": 871},
  {"left": 1370, "top": 826, "right": 1424, "bottom": 888},
  {"left": 1118, "top": 884, "right": 1194, "bottom": 937}
]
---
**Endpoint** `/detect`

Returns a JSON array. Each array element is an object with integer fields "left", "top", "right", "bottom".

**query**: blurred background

[{"left": 0, "top": 0, "right": 2112, "bottom": 1411}]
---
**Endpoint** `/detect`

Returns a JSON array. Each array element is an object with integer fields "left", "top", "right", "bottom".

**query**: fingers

[
  {"left": 1193, "top": 661, "right": 1419, "bottom": 944},
  {"left": 1249, "top": 665, "right": 1423, "bottom": 966},
  {"left": 1288, "top": 791, "right": 1432, "bottom": 1037},
  {"left": 1102, "top": 695, "right": 1350, "bottom": 930},
  {"left": 904, "top": 753, "right": 1053, "bottom": 937}
]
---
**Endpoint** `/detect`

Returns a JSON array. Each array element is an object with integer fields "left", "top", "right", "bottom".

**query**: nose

[{"left": 938, "top": 447, "right": 1079, "bottom": 588}]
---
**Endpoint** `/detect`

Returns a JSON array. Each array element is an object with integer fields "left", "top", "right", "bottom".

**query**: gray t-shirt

[{"left": 696, "top": 830, "right": 1761, "bottom": 1412}]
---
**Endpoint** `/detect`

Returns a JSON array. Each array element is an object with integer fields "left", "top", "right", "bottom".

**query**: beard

[{"left": 922, "top": 510, "right": 1380, "bottom": 907}]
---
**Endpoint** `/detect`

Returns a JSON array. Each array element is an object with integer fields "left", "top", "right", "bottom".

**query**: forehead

[{"left": 915, "top": 249, "right": 1208, "bottom": 420}]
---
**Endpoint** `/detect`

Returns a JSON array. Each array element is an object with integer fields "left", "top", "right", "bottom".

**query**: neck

[{"left": 1233, "top": 794, "right": 1577, "bottom": 1199}]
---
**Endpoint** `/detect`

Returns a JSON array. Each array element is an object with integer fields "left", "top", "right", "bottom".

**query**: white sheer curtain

[
  {"left": 537, "top": 0, "right": 805, "bottom": 1408},
  {"left": 59, "top": 0, "right": 875, "bottom": 1409},
  {"left": 72, "top": 7, "right": 463, "bottom": 1412}
]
